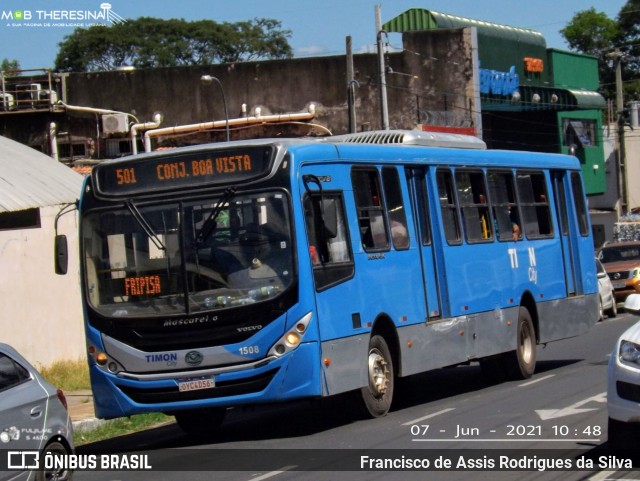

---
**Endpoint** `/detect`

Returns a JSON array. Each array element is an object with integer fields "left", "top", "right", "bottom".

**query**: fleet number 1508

[{"left": 238, "top": 346, "right": 260, "bottom": 355}]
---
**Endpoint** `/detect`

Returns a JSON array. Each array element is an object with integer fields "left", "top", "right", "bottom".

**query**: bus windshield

[{"left": 82, "top": 191, "right": 293, "bottom": 317}]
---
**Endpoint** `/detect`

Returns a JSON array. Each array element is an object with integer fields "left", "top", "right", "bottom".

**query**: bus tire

[
  {"left": 506, "top": 306, "right": 536, "bottom": 379},
  {"left": 360, "top": 335, "right": 394, "bottom": 417},
  {"left": 175, "top": 407, "right": 226, "bottom": 436}
]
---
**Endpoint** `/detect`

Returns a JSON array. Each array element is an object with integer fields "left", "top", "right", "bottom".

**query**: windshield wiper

[
  {"left": 195, "top": 187, "right": 236, "bottom": 247},
  {"left": 126, "top": 201, "right": 166, "bottom": 251}
]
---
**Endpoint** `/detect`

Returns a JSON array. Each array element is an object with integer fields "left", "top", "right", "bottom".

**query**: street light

[{"left": 200, "top": 74, "right": 230, "bottom": 142}]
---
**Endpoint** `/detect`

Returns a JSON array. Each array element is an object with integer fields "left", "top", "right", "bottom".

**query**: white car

[
  {"left": 607, "top": 317, "right": 640, "bottom": 448},
  {"left": 596, "top": 258, "right": 617, "bottom": 321}
]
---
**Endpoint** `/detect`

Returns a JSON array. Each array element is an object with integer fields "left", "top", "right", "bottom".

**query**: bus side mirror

[
  {"left": 322, "top": 199, "right": 338, "bottom": 239},
  {"left": 54, "top": 234, "right": 68, "bottom": 275}
]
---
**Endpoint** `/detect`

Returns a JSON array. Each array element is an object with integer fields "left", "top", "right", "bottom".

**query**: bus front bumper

[{"left": 90, "top": 341, "right": 321, "bottom": 419}]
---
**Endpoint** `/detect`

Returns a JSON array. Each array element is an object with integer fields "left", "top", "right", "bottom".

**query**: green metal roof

[
  {"left": 383, "top": 9, "right": 546, "bottom": 48},
  {"left": 481, "top": 86, "right": 605, "bottom": 111}
]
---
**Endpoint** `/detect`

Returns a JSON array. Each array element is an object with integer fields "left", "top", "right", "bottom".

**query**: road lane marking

[
  {"left": 587, "top": 470, "right": 621, "bottom": 481},
  {"left": 402, "top": 408, "right": 455, "bottom": 426},
  {"left": 250, "top": 466, "right": 296, "bottom": 481},
  {"left": 535, "top": 392, "right": 606, "bottom": 421},
  {"left": 519, "top": 374, "right": 555, "bottom": 387}
]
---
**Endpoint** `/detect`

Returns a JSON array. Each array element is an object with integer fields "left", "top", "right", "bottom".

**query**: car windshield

[
  {"left": 82, "top": 191, "right": 293, "bottom": 317},
  {"left": 599, "top": 245, "right": 640, "bottom": 263}
]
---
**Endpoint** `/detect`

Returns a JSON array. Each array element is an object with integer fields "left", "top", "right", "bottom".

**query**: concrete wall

[
  {"left": 0, "top": 206, "right": 85, "bottom": 367},
  {"left": 39, "top": 28, "right": 474, "bottom": 151}
]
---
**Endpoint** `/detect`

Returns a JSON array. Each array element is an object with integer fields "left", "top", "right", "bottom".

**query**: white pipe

[
  {"left": 56, "top": 101, "right": 138, "bottom": 120},
  {"left": 49, "top": 122, "right": 59, "bottom": 161},
  {"left": 130, "top": 113, "right": 163, "bottom": 155},
  {"left": 143, "top": 105, "right": 317, "bottom": 152}
]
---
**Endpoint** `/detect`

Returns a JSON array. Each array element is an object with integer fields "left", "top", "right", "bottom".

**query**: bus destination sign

[{"left": 93, "top": 146, "right": 275, "bottom": 196}]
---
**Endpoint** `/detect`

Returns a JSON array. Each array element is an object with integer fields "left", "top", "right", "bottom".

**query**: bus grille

[{"left": 118, "top": 368, "right": 278, "bottom": 404}]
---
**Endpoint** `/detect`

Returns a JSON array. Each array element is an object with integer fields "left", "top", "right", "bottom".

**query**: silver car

[
  {"left": 0, "top": 343, "right": 74, "bottom": 481},
  {"left": 597, "top": 258, "right": 617, "bottom": 321}
]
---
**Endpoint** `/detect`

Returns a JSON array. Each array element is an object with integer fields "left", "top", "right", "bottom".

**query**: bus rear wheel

[
  {"left": 506, "top": 306, "right": 536, "bottom": 379},
  {"left": 360, "top": 335, "right": 394, "bottom": 417},
  {"left": 175, "top": 407, "right": 226, "bottom": 436}
]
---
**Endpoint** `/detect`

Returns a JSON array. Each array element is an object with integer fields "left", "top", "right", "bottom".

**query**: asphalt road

[{"left": 74, "top": 311, "right": 640, "bottom": 481}]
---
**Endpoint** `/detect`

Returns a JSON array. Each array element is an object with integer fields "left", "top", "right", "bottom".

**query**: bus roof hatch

[{"left": 327, "top": 130, "right": 486, "bottom": 150}]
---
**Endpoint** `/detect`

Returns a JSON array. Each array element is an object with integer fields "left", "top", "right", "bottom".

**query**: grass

[
  {"left": 75, "top": 413, "right": 174, "bottom": 446},
  {"left": 38, "top": 358, "right": 90, "bottom": 391},
  {"left": 38, "top": 358, "right": 174, "bottom": 445}
]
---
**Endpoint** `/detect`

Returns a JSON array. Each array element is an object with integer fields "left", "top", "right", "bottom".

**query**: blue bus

[{"left": 66, "top": 130, "right": 598, "bottom": 433}]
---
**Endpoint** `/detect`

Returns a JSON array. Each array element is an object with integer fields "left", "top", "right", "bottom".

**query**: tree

[
  {"left": 560, "top": 3, "right": 640, "bottom": 99},
  {"left": 54, "top": 17, "right": 292, "bottom": 72},
  {"left": 1, "top": 58, "right": 20, "bottom": 73},
  {"left": 560, "top": 8, "right": 621, "bottom": 98}
]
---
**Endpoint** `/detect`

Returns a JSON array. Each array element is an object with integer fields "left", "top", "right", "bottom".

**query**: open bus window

[
  {"left": 436, "top": 169, "right": 462, "bottom": 245},
  {"left": 351, "top": 169, "right": 389, "bottom": 251},
  {"left": 455, "top": 169, "right": 493, "bottom": 243},
  {"left": 516, "top": 170, "right": 553, "bottom": 238},
  {"left": 304, "top": 192, "right": 354, "bottom": 291},
  {"left": 488, "top": 170, "right": 522, "bottom": 242}
]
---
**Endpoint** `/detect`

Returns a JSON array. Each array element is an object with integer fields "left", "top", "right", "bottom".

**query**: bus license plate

[
  {"left": 612, "top": 280, "right": 626, "bottom": 289},
  {"left": 178, "top": 377, "right": 215, "bottom": 392}
]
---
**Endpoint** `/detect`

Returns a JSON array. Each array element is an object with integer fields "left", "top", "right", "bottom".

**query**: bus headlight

[
  {"left": 268, "top": 312, "right": 312, "bottom": 357},
  {"left": 88, "top": 345, "right": 123, "bottom": 373}
]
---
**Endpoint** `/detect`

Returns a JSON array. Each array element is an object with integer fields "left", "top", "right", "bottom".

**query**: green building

[{"left": 384, "top": 9, "right": 606, "bottom": 195}]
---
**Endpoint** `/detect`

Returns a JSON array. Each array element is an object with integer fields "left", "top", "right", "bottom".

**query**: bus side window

[
  {"left": 516, "top": 171, "right": 553, "bottom": 238},
  {"left": 351, "top": 168, "right": 389, "bottom": 251},
  {"left": 436, "top": 169, "right": 462, "bottom": 245},
  {"left": 382, "top": 167, "right": 409, "bottom": 250},
  {"left": 570, "top": 172, "right": 590, "bottom": 236},
  {"left": 488, "top": 170, "right": 521, "bottom": 242},
  {"left": 455, "top": 169, "right": 493, "bottom": 242},
  {"left": 303, "top": 192, "right": 354, "bottom": 291}
]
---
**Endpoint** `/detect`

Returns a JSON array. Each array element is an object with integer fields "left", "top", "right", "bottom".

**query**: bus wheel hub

[{"left": 368, "top": 348, "right": 389, "bottom": 396}]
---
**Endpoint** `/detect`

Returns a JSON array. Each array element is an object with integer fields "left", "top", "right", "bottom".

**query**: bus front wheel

[
  {"left": 506, "top": 306, "right": 536, "bottom": 379},
  {"left": 360, "top": 335, "right": 394, "bottom": 417}
]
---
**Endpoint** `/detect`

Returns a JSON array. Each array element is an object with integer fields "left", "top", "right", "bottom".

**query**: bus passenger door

[
  {"left": 552, "top": 171, "right": 577, "bottom": 296},
  {"left": 406, "top": 168, "right": 444, "bottom": 319}
]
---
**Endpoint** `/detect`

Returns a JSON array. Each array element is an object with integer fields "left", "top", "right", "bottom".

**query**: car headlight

[{"left": 619, "top": 340, "right": 640, "bottom": 366}]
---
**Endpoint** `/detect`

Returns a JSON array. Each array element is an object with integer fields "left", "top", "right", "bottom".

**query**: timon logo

[{"left": 185, "top": 351, "right": 203, "bottom": 366}]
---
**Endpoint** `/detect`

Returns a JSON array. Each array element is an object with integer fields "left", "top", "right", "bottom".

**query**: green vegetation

[
  {"left": 75, "top": 413, "right": 174, "bottom": 446},
  {"left": 39, "top": 358, "right": 90, "bottom": 391},
  {"left": 55, "top": 17, "right": 293, "bottom": 72},
  {"left": 561, "top": 0, "right": 640, "bottom": 99}
]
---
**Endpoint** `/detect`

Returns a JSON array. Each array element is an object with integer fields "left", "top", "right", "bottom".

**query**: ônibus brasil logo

[{"left": 2, "top": 3, "right": 127, "bottom": 27}]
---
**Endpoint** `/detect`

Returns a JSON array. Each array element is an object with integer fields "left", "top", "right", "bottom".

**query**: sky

[{"left": 0, "top": 0, "right": 630, "bottom": 69}]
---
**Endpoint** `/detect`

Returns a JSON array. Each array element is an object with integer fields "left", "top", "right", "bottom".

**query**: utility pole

[
  {"left": 346, "top": 36, "right": 357, "bottom": 133},
  {"left": 375, "top": 4, "right": 389, "bottom": 130},
  {"left": 610, "top": 49, "right": 627, "bottom": 215}
]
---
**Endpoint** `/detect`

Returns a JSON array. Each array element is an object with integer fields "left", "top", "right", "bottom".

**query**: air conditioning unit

[
  {"left": 0, "top": 92, "right": 14, "bottom": 110},
  {"left": 15, "top": 83, "right": 41, "bottom": 100},
  {"left": 102, "top": 113, "right": 130, "bottom": 134},
  {"left": 37, "top": 89, "right": 58, "bottom": 105}
]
